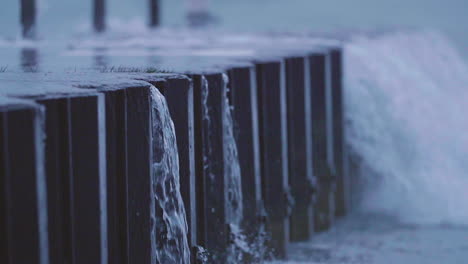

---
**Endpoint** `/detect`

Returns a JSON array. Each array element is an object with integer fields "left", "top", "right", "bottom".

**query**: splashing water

[
  {"left": 200, "top": 73, "right": 252, "bottom": 262},
  {"left": 222, "top": 73, "right": 273, "bottom": 263},
  {"left": 345, "top": 30, "right": 468, "bottom": 225},
  {"left": 222, "top": 73, "right": 247, "bottom": 263},
  {"left": 150, "top": 86, "right": 191, "bottom": 263},
  {"left": 222, "top": 73, "right": 244, "bottom": 228}
]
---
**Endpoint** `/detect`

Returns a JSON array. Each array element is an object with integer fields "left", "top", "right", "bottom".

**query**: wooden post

[
  {"left": 227, "top": 66, "right": 264, "bottom": 238},
  {"left": 125, "top": 87, "right": 153, "bottom": 264},
  {"left": 100, "top": 89, "right": 128, "bottom": 264},
  {"left": 93, "top": 0, "right": 106, "bottom": 33},
  {"left": 68, "top": 95, "right": 107, "bottom": 264},
  {"left": 192, "top": 73, "right": 229, "bottom": 262},
  {"left": 256, "top": 60, "right": 290, "bottom": 259},
  {"left": 20, "top": 0, "right": 37, "bottom": 39},
  {"left": 309, "top": 53, "right": 336, "bottom": 232},
  {"left": 30, "top": 93, "right": 108, "bottom": 264},
  {"left": 0, "top": 99, "right": 48, "bottom": 264},
  {"left": 149, "top": 0, "right": 160, "bottom": 28},
  {"left": 38, "top": 98, "right": 72, "bottom": 264},
  {"left": 82, "top": 84, "right": 153, "bottom": 264},
  {"left": 329, "top": 48, "right": 350, "bottom": 217},
  {"left": 285, "top": 57, "right": 315, "bottom": 241},
  {"left": 1, "top": 83, "right": 107, "bottom": 264},
  {"left": 191, "top": 74, "right": 206, "bottom": 261}
]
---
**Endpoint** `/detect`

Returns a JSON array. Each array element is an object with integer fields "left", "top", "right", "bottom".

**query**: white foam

[{"left": 345, "top": 30, "right": 468, "bottom": 225}]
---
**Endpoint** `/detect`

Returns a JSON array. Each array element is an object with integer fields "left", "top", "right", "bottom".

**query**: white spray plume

[{"left": 345, "top": 30, "right": 468, "bottom": 225}]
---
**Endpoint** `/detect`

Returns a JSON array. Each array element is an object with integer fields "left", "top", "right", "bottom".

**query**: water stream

[
  {"left": 222, "top": 73, "right": 247, "bottom": 263},
  {"left": 200, "top": 73, "right": 253, "bottom": 262},
  {"left": 150, "top": 86, "right": 191, "bottom": 263}
]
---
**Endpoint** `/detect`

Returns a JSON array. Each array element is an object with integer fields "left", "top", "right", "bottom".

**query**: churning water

[{"left": 345, "top": 30, "right": 468, "bottom": 225}]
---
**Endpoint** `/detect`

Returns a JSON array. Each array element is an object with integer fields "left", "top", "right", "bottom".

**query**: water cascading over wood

[{"left": 150, "top": 86, "right": 191, "bottom": 263}]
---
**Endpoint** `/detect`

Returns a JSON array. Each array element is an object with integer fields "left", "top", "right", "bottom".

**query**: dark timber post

[
  {"left": 101, "top": 89, "right": 127, "bottom": 264},
  {"left": 330, "top": 48, "right": 349, "bottom": 217},
  {"left": 20, "top": 0, "right": 37, "bottom": 39},
  {"left": 93, "top": 0, "right": 106, "bottom": 33},
  {"left": 256, "top": 60, "right": 290, "bottom": 259},
  {"left": 192, "top": 74, "right": 209, "bottom": 262},
  {"left": 33, "top": 93, "right": 107, "bottom": 264},
  {"left": 38, "top": 98, "right": 72, "bottom": 264},
  {"left": 309, "top": 52, "right": 336, "bottom": 232},
  {"left": 151, "top": 76, "right": 197, "bottom": 258},
  {"left": 149, "top": 0, "right": 160, "bottom": 27},
  {"left": 192, "top": 74, "right": 206, "bottom": 262},
  {"left": 285, "top": 57, "right": 316, "bottom": 241},
  {"left": 0, "top": 86, "right": 108, "bottom": 264},
  {"left": 0, "top": 100, "right": 48, "bottom": 264},
  {"left": 125, "top": 87, "right": 153, "bottom": 264},
  {"left": 80, "top": 84, "right": 153, "bottom": 264},
  {"left": 68, "top": 95, "right": 107, "bottom": 264},
  {"left": 227, "top": 66, "right": 264, "bottom": 239},
  {"left": 192, "top": 73, "right": 229, "bottom": 262}
]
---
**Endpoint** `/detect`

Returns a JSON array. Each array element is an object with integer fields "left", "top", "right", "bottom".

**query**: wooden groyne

[{"left": 0, "top": 33, "right": 349, "bottom": 263}]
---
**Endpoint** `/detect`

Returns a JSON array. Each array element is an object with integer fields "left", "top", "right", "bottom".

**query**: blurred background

[{"left": 1, "top": 0, "right": 467, "bottom": 59}]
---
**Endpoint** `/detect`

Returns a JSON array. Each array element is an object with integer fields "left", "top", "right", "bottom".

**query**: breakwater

[{"left": 0, "top": 32, "right": 349, "bottom": 264}]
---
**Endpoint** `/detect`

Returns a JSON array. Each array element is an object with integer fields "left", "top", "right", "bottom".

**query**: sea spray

[
  {"left": 150, "top": 86, "right": 191, "bottom": 263},
  {"left": 344, "top": 30, "right": 468, "bottom": 225}
]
